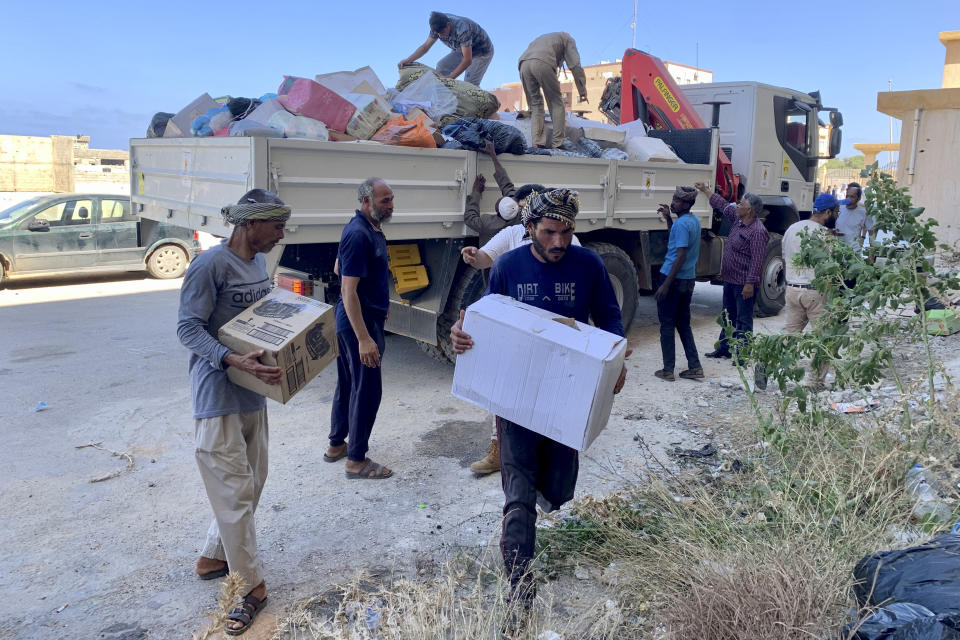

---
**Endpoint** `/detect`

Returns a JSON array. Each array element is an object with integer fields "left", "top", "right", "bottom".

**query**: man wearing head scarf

[
  {"left": 694, "top": 182, "right": 770, "bottom": 367},
  {"left": 177, "top": 188, "right": 291, "bottom": 634},
  {"left": 653, "top": 186, "right": 703, "bottom": 381},
  {"left": 449, "top": 188, "right": 627, "bottom": 629}
]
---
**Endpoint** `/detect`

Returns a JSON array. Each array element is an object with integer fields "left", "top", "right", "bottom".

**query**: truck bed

[{"left": 129, "top": 135, "right": 718, "bottom": 243}]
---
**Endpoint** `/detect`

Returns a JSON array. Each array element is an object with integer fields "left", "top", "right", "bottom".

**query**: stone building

[{"left": 0, "top": 135, "right": 128, "bottom": 196}]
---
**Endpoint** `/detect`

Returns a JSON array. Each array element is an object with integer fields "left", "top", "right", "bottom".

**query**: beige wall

[{"left": 0, "top": 135, "right": 127, "bottom": 194}]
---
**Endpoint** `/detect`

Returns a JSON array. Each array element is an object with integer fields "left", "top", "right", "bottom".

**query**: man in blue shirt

[
  {"left": 324, "top": 178, "right": 394, "bottom": 480},
  {"left": 653, "top": 186, "right": 702, "bottom": 381},
  {"left": 449, "top": 188, "right": 627, "bottom": 627},
  {"left": 398, "top": 12, "right": 495, "bottom": 85}
]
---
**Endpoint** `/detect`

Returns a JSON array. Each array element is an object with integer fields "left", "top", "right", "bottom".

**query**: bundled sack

[
  {"left": 344, "top": 93, "right": 393, "bottom": 140},
  {"left": 267, "top": 110, "right": 329, "bottom": 140},
  {"left": 844, "top": 534, "right": 960, "bottom": 639},
  {"left": 227, "top": 97, "right": 260, "bottom": 119},
  {"left": 246, "top": 98, "right": 286, "bottom": 127},
  {"left": 442, "top": 117, "right": 526, "bottom": 155},
  {"left": 277, "top": 76, "right": 356, "bottom": 132},
  {"left": 315, "top": 66, "right": 387, "bottom": 98},
  {"left": 147, "top": 112, "right": 174, "bottom": 138},
  {"left": 389, "top": 71, "right": 458, "bottom": 123},
  {"left": 192, "top": 105, "right": 234, "bottom": 137},
  {"left": 624, "top": 135, "right": 680, "bottom": 162},
  {"left": 396, "top": 64, "right": 499, "bottom": 126},
  {"left": 371, "top": 114, "right": 436, "bottom": 148},
  {"left": 229, "top": 120, "right": 283, "bottom": 138}
]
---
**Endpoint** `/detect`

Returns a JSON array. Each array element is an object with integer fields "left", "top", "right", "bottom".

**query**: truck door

[
  {"left": 13, "top": 198, "right": 97, "bottom": 272},
  {"left": 96, "top": 197, "right": 143, "bottom": 266},
  {"left": 773, "top": 97, "right": 817, "bottom": 211}
]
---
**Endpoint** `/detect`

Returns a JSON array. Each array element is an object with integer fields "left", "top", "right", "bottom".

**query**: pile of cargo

[{"left": 147, "top": 64, "right": 682, "bottom": 163}]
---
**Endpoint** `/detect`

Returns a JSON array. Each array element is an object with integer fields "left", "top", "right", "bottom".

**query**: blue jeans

[
  {"left": 715, "top": 282, "right": 756, "bottom": 357},
  {"left": 655, "top": 274, "right": 700, "bottom": 371},
  {"left": 437, "top": 48, "right": 494, "bottom": 86},
  {"left": 329, "top": 306, "right": 386, "bottom": 462}
]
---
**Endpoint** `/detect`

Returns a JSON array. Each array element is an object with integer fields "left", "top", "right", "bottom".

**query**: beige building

[
  {"left": 877, "top": 30, "right": 960, "bottom": 245},
  {"left": 0, "top": 135, "right": 128, "bottom": 196},
  {"left": 491, "top": 59, "right": 713, "bottom": 123}
]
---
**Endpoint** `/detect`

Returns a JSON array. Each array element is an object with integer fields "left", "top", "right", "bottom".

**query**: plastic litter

[
  {"left": 846, "top": 533, "right": 960, "bottom": 639},
  {"left": 364, "top": 607, "right": 381, "bottom": 631},
  {"left": 34, "top": 401, "right": 48, "bottom": 412},
  {"left": 832, "top": 399, "right": 881, "bottom": 413},
  {"left": 906, "top": 465, "right": 953, "bottom": 522}
]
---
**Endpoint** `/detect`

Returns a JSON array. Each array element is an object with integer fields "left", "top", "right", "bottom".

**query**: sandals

[
  {"left": 654, "top": 369, "right": 675, "bottom": 381},
  {"left": 225, "top": 592, "right": 267, "bottom": 636},
  {"left": 679, "top": 368, "right": 704, "bottom": 380},
  {"left": 197, "top": 564, "right": 229, "bottom": 581},
  {"left": 345, "top": 459, "right": 394, "bottom": 480},
  {"left": 323, "top": 445, "right": 347, "bottom": 463}
]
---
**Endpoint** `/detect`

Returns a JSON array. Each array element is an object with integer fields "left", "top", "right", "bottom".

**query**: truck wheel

[
  {"left": 755, "top": 233, "right": 785, "bottom": 317},
  {"left": 417, "top": 266, "right": 486, "bottom": 364},
  {"left": 0, "top": 258, "right": 6, "bottom": 289},
  {"left": 147, "top": 244, "right": 189, "bottom": 279},
  {"left": 585, "top": 242, "right": 638, "bottom": 330}
]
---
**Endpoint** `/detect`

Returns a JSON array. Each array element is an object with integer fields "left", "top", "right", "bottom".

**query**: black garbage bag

[
  {"left": 227, "top": 97, "right": 260, "bottom": 119},
  {"left": 147, "top": 112, "right": 174, "bottom": 138},
  {"left": 845, "top": 534, "right": 960, "bottom": 640},
  {"left": 441, "top": 117, "right": 526, "bottom": 155},
  {"left": 853, "top": 534, "right": 960, "bottom": 614},
  {"left": 845, "top": 603, "right": 960, "bottom": 640}
]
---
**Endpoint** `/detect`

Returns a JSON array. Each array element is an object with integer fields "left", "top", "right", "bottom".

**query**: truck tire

[
  {"left": 585, "top": 242, "right": 638, "bottom": 330},
  {"left": 416, "top": 265, "right": 486, "bottom": 364},
  {"left": 0, "top": 258, "right": 5, "bottom": 288},
  {"left": 755, "top": 233, "right": 785, "bottom": 317},
  {"left": 147, "top": 244, "right": 189, "bottom": 279}
]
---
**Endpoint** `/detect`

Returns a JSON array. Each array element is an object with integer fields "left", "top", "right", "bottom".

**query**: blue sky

[{"left": 1, "top": 0, "right": 955, "bottom": 163}]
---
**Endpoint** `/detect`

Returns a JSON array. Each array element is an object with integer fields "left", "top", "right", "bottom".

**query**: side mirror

[
  {"left": 28, "top": 219, "right": 50, "bottom": 232},
  {"left": 829, "top": 127, "right": 842, "bottom": 158},
  {"left": 830, "top": 111, "right": 843, "bottom": 127}
]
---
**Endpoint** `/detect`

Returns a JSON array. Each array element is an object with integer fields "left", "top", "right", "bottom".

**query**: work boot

[{"left": 470, "top": 439, "right": 500, "bottom": 475}]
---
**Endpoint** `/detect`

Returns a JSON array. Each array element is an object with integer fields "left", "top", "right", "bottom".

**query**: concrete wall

[
  {"left": 0, "top": 134, "right": 127, "bottom": 195},
  {"left": 896, "top": 107, "right": 960, "bottom": 245}
]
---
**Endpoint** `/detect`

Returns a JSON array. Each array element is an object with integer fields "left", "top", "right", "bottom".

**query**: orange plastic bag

[{"left": 371, "top": 114, "right": 437, "bottom": 148}]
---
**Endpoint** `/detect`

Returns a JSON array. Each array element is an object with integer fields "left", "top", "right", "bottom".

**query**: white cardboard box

[
  {"left": 218, "top": 288, "right": 337, "bottom": 404},
  {"left": 451, "top": 295, "right": 626, "bottom": 451}
]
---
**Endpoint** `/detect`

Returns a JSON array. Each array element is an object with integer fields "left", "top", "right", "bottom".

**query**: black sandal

[{"left": 225, "top": 593, "right": 267, "bottom": 636}]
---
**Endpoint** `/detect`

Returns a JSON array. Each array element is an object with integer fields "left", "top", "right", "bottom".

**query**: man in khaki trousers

[
  {"left": 177, "top": 189, "right": 290, "bottom": 635},
  {"left": 781, "top": 193, "right": 841, "bottom": 389},
  {"left": 519, "top": 32, "right": 588, "bottom": 149}
]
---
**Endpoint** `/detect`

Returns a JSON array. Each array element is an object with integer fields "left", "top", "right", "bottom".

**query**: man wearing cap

[
  {"left": 835, "top": 182, "right": 873, "bottom": 253},
  {"left": 449, "top": 188, "right": 627, "bottom": 623},
  {"left": 324, "top": 177, "right": 395, "bottom": 480},
  {"left": 782, "top": 192, "right": 841, "bottom": 389},
  {"left": 694, "top": 183, "right": 770, "bottom": 364},
  {"left": 177, "top": 188, "right": 290, "bottom": 634},
  {"left": 519, "top": 32, "right": 588, "bottom": 149},
  {"left": 398, "top": 12, "right": 494, "bottom": 85},
  {"left": 653, "top": 186, "right": 703, "bottom": 381}
]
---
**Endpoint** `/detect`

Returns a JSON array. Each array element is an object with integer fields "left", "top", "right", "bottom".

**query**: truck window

[{"left": 773, "top": 96, "right": 815, "bottom": 182}]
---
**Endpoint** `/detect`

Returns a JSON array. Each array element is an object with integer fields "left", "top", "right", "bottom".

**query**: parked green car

[{"left": 0, "top": 193, "right": 200, "bottom": 284}]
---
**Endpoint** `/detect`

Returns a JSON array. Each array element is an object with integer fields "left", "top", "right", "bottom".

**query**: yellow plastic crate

[
  {"left": 387, "top": 244, "right": 422, "bottom": 267},
  {"left": 391, "top": 265, "right": 429, "bottom": 296}
]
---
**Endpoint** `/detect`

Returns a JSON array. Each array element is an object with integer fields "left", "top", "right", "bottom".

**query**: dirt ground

[{"left": 0, "top": 273, "right": 790, "bottom": 639}]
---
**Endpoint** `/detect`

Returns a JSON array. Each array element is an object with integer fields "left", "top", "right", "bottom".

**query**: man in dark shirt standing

[
  {"left": 696, "top": 182, "right": 769, "bottom": 364},
  {"left": 398, "top": 12, "right": 494, "bottom": 85},
  {"left": 324, "top": 177, "right": 394, "bottom": 480},
  {"left": 449, "top": 188, "right": 627, "bottom": 627}
]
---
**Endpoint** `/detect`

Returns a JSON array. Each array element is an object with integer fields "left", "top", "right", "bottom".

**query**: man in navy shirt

[
  {"left": 450, "top": 188, "right": 627, "bottom": 625},
  {"left": 324, "top": 177, "right": 394, "bottom": 480},
  {"left": 653, "top": 186, "right": 703, "bottom": 381}
]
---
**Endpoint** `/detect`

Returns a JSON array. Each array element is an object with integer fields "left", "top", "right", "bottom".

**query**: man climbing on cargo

[
  {"left": 449, "top": 188, "right": 628, "bottom": 633},
  {"left": 398, "top": 12, "right": 494, "bottom": 86},
  {"left": 694, "top": 182, "right": 769, "bottom": 368},
  {"left": 177, "top": 189, "right": 290, "bottom": 635},
  {"left": 653, "top": 186, "right": 703, "bottom": 381},
  {"left": 518, "top": 32, "right": 588, "bottom": 149},
  {"left": 324, "top": 177, "right": 395, "bottom": 480}
]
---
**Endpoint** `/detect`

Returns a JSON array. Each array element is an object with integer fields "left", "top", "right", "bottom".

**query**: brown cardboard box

[
  {"left": 326, "top": 129, "right": 358, "bottom": 142},
  {"left": 218, "top": 288, "right": 337, "bottom": 403},
  {"left": 404, "top": 107, "right": 436, "bottom": 129}
]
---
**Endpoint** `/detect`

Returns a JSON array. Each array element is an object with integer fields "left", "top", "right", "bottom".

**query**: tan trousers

[
  {"left": 783, "top": 287, "right": 828, "bottom": 384},
  {"left": 520, "top": 59, "right": 565, "bottom": 148},
  {"left": 195, "top": 408, "right": 268, "bottom": 591}
]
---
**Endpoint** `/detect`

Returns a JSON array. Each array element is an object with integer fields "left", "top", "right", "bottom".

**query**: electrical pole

[
  {"left": 632, "top": 0, "right": 638, "bottom": 49},
  {"left": 888, "top": 79, "right": 894, "bottom": 169}
]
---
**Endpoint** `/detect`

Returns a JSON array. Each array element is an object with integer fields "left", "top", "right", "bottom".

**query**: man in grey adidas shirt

[{"left": 176, "top": 189, "right": 289, "bottom": 635}]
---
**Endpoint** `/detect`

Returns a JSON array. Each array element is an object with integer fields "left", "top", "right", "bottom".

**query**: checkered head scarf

[
  {"left": 521, "top": 187, "right": 580, "bottom": 229},
  {"left": 674, "top": 185, "right": 698, "bottom": 204}
]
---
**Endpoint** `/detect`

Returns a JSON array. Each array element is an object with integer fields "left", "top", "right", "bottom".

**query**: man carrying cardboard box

[
  {"left": 449, "top": 188, "right": 628, "bottom": 628},
  {"left": 177, "top": 189, "right": 290, "bottom": 635},
  {"left": 323, "top": 177, "right": 395, "bottom": 480}
]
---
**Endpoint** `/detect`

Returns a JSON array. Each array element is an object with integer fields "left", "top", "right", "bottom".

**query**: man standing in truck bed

[
  {"left": 398, "top": 12, "right": 494, "bottom": 85},
  {"left": 519, "top": 32, "right": 588, "bottom": 149}
]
